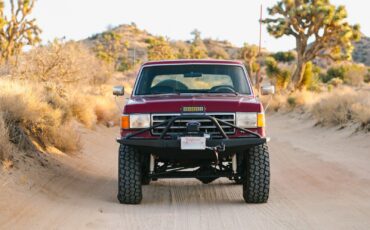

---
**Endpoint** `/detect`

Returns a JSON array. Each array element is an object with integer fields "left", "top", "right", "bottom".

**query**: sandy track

[{"left": 1, "top": 114, "right": 370, "bottom": 230}]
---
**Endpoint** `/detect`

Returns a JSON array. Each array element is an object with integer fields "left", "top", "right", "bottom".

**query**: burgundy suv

[{"left": 113, "top": 60, "right": 274, "bottom": 204}]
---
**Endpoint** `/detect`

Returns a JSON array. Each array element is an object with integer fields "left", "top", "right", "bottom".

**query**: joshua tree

[
  {"left": 189, "top": 29, "right": 208, "bottom": 59},
  {"left": 0, "top": 0, "right": 41, "bottom": 64},
  {"left": 264, "top": 0, "right": 360, "bottom": 89}
]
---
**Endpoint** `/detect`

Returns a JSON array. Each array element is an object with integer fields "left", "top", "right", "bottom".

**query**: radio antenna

[{"left": 256, "top": 4, "right": 263, "bottom": 93}]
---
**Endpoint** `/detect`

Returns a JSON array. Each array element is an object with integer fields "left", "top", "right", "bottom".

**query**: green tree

[
  {"left": 272, "top": 51, "right": 295, "bottom": 62},
  {"left": 264, "top": 0, "right": 360, "bottom": 89},
  {"left": 189, "top": 29, "right": 208, "bottom": 59},
  {"left": 0, "top": 0, "right": 41, "bottom": 64},
  {"left": 265, "top": 56, "right": 291, "bottom": 91},
  {"left": 146, "top": 37, "right": 176, "bottom": 61}
]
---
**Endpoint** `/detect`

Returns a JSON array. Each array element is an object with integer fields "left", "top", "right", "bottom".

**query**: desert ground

[{"left": 1, "top": 114, "right": 370, "bottom": 230}]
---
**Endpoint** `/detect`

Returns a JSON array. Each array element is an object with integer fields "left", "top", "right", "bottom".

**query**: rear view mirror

[
  {"left": 261, "top": 85, "right": 275, "bottom": 95},
  {"left": 113, "top": 85, "right": 125, "bottom": 96},
  {"left": 184, "top": 72, "right": 202, "bottom": 78}
]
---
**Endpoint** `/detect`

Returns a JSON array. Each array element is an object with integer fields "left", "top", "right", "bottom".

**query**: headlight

[
  {"left": 236, "top": 112, "right": 257, "bottom": 128},
  {"left": 121, "top": 114, "right": 150, "bottom": 129},
  {"left": 129, "top": 114, "right": 150, "bottom": 129},
  {"left": 236, "top": 112, "right": 265, "bottom": 128}
]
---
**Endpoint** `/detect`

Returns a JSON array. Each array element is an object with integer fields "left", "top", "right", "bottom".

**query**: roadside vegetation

[
  {"left": 0, "top": 0, "right": 118, "bottom": 165},
  {"left": 1, "top": 0, "right": 370, "bottom": 167}
]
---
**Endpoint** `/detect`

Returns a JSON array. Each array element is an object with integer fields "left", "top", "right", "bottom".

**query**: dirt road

[{"left": 1, "top": 114, "right": 370, "bottom": 230}]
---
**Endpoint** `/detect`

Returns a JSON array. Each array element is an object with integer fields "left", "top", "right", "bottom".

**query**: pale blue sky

[{"left": 31, "top": 0, "right": 369, "bottom": 51}]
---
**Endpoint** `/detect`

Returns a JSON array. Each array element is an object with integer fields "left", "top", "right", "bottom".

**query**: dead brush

[
  {"left": 311, "top": 87, "right": 370, "bottom": 129},
  {"left": 0, "top": 114, "right": 16, "bottom": 161},
  {"left": 0, "top": 79, "right": 81, "bottom": 153}
]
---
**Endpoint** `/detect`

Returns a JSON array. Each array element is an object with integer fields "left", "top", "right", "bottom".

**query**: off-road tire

[
  {"left": 117, "top": 145, "right": 142, "bottom": 204},
  {"left": 243, "top": 143, "right": 270, "bottom": 203}
]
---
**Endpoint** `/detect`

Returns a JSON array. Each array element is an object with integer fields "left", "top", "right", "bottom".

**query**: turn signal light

[
  {"left": 121, "top": 115, "right": 130, "bottom": 129},
  {"left": 257, "top": 113, "right": 265, "bottom": 127}
]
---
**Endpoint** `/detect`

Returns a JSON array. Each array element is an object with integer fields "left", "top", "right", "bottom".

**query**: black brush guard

[
  {"left": 116, "top": 115, "right": 266, "bottom": 179},
  {"left": 116, "top": 114, "right": 266, "bottom": 154}
]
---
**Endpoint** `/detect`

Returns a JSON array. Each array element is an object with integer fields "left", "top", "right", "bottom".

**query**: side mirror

[
  {"left": 261, "top": 85, "right": 275, "bottom": 95},
  {"left": 113, "top": 85, "right": 125, "bottom": 96}
]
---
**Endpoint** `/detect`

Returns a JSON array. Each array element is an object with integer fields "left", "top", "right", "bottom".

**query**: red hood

[{"left": 124, "top": 94, "right": 263, "bottom": 114}]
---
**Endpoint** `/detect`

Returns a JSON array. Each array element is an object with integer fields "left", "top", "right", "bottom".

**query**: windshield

[{"left": 135, "top": 64, "right": 251, "bottom": 95}]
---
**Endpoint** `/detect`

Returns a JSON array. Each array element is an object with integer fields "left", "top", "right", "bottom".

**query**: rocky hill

[
  {"left": 353, "top": 35, "right": 370, "bottom": 66},
  {"left": 83, "top": 24, "right": 242, "bottom": 67},
  {"left": 84, "top": 23, "right": 370, "bottom": 69}
]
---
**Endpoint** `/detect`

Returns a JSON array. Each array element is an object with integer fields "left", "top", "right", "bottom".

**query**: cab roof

[{"left": 142, "top": 59, "right": 243, "bottom": 66}]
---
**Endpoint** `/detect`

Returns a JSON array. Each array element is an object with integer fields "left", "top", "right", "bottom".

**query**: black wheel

[
  {"left": 243, "top": 144, "right": 270, "bottom": 203},
  {"left": 117, "top": 145, "right": 142, "bottom": 204}
]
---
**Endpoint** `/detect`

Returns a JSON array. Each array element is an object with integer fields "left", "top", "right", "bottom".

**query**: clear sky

[{"left": 31, "top": 0, "right": 369, "bottom": 51}]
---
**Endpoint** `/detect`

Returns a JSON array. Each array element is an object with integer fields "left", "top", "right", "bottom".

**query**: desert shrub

[
  {"left": 93, "top": 31, "right": 129, "bottom": 71},
  {"left": 0, "top": 114, "right": 16, "bottom": 161},
  {"left": 287, "top": 96, "right": 296, "bottom": 108},
  {"left": 271, "top": 51, "right": 296, "bottom": 62},
  {"left": 208, "top": 46, "right": 230, "bottom": 59},
  {"left": 265, "top": 57, "right": 291, "bottom": 91},
  {"left": 365, "top": 69, "right": 370, "bottom": 83},
  {"left": 262, "top": 94, "right": 288, "bottom": 112},
  {"left": 146, "top": 37, "right": 176, "bottom": 61},
  {"left": 0, "top": 79, "right": 118, "bottom": 154},
  {"left": 286, "top": 90, "right": 319, "bottom": 109},
  {"left": 328, "top": 77, "right": 344, "bottom": 87},
  {"left": 0, "top": 79, "right": 80, "bottom": 152},
  {"left": 172, "top": 41, "right": 191, "bottom": 59},
  {"left": 311, "top": 87, "right": 370, "bottom": 128},
  {"left": 343, "top": 64, "right": 367, "bottom": 86},
  {"left": 351, "top": 102, "right": 370, "bottom": 130},
  {"left": 322, "top": 64, "right": 366, "bottom": 86},
  {"left": 12, "top": 40, "right": 113, "bottom": 85},
  {"left": 322, "top": 66, "right": 346, "bottom": 83},
  {"left": 94, "top": 96, "right": 120, "bottom": 125}
]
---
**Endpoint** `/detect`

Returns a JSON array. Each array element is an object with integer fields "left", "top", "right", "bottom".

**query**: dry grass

[
  {"left": 0, "top": 78, "right": 118, "bottom": 155},
  {"left": 262, "top": 90, "right": 319, "bottom": 112},
  {"left": 263, "top": 86, "right": 370, "bottom": 131},
  {"left": 2, "top": 159, "right": 14, "bottom": 171},
  {"left": 11, "top": 41, "right": 113, "bottom": 85},
  {"left": 0, "top": 114, "right": 16, "bottom": 161},
  {"left": 312, "top": 87, "right": 370, "bottom": 129}
]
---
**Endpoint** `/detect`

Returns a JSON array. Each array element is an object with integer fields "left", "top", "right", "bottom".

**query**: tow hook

[{"left": 206, "top": 143, "right": 225, "bottom": 164}]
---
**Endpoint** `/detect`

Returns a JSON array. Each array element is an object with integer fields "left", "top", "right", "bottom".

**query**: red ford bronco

[{"left": 113, "top": 60, "right": 274, "bottom": 204}]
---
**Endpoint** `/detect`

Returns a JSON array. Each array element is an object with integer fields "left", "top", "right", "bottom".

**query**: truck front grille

[{"left": 151, "top": 113, "right": 235, "bottom": 136}]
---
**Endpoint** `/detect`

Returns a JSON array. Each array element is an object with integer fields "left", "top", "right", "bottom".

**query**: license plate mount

[{"left": 180, "top": 137, "right": 206, "bottom": 150}]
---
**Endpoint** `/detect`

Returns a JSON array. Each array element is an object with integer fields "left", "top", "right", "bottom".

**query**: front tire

[
  {"left": 243, "top": 144, "right": 270, "bottom": 203},
  {"left": 117, "top": 145, "right": 143, "bottom": 204}
]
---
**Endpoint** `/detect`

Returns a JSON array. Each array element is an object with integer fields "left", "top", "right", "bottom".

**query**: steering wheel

[{"left": 210, "top": 85, "right": 237, "bottom": 93}]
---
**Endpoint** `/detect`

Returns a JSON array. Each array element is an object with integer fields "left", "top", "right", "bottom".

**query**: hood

[{"left": 124, "top": 94, "right": 262, "bottom": 114}]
